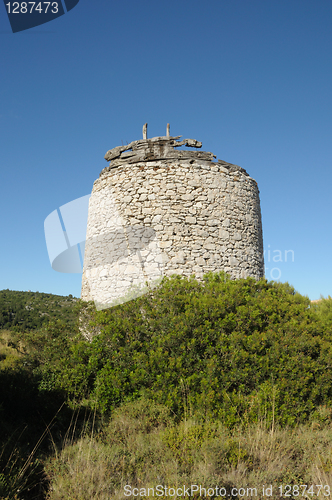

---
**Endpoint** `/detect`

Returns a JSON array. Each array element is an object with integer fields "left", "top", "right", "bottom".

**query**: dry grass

[{"left": 44, "top": 400, "right": 332, "bottom": 499}]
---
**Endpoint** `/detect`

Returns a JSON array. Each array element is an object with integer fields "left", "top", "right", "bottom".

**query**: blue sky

[{"left": 1, "top": 0, "right": 331, "bottom": 300}]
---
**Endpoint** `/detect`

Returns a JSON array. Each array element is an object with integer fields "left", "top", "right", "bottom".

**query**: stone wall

[{"left": 81, "top": 132, "right": 264, "bottom": 309}]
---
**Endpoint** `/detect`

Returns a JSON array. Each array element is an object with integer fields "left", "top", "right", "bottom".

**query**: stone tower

[{"left": 81, "top": 125, "right": 264, "bottom": 310}]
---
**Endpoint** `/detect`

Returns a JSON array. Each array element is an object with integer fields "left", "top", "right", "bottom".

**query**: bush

[
  {"left": 47, "top": 273, "right": 332, "bottom": 427},
  {"left": 3, "top": 274, "right": 332, "bottom": 497},
  {"left": 312, "top": 295, "right": 332, "bottom": 333}
]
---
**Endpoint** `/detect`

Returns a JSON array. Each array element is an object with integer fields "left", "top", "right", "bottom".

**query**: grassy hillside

[
  {"left": 0, "top": 289, "right": 78, "bottom": 372},
  {"left": 45, "top": 399, "right": 332, "bottom": 500},
  {"left": 0, "top": 289, "right": 78, "bottom": 332}
]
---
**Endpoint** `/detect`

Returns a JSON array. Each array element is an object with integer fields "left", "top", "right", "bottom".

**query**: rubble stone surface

[{"left": 81, "top": 133, "right": 264, "bottom": 309}]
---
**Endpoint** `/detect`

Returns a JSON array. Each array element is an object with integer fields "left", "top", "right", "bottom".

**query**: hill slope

[{"left": 0, "top": 289, "right": 78, "bottom": 331}]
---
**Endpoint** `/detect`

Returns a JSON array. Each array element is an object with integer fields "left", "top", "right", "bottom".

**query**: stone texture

[{"left": 81, "top": 133, "right": 264, "bottom": 309}]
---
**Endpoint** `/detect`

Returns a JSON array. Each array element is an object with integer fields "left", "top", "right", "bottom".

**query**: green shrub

[
  {"left": 41, "top": 273, "right": 330, "bottom": 428},
  {"left": 312, "top": 295, "right": 332, "bottom": 333},
  {"left": 13, "top": 274, "right": 332, "bottom": 428}
]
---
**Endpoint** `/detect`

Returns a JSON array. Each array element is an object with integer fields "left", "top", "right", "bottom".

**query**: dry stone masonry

[{"left": 81, "top": 125, "right": 264, "bottom": 309}]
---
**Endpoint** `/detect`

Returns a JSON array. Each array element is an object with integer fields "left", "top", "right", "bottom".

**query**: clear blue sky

[{"left": 1, "top": 0, "right": 331, "bottom": 300}]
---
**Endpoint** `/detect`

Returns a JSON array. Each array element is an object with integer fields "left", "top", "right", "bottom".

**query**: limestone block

[
  {"left": 185, "top": 216, "right": 197, "bottom": 224},
  {"left": 207, "top": 219, "right": 219, "bottom": 227},
  {"left": 188, "top": 179, "right": 201, "bottom": 187},
  {"left": 181, "top": 193, "right": 194, "bottom": 201},
  {"left": 204, "top": 244, "right": 216, "bottom": 250},
  {"left": 233, "top": 232, "right": 242, "bottom": 241},
  {"left": 171, "top": 251, "right": 186, "bottom": 264},
  {"left": 219, "top": 229, "right": 230, "bottom": 239},
  {"left": 159, "top": 241, "right": 172, "bottom": 248}
]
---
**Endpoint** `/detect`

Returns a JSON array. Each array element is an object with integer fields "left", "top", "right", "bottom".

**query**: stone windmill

[{"left": 81, "top": 124, "right": 264, "bottom": 310}]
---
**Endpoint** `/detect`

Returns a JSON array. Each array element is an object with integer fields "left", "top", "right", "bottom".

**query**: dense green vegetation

[
  {"left": 30, "top": 274, "right": 332, "bottom": 427},
  {"left": 1, "top": 276, "right": 332, "bottom": 499},
  {"left": 0, "top": 290, "right": 78, "bottom": 332}
]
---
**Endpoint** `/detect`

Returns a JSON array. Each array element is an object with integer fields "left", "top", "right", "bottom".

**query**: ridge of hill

[{"left": 0, "top": 289, "right": 78, "bottom": 331}]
